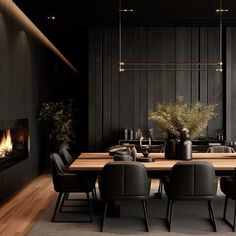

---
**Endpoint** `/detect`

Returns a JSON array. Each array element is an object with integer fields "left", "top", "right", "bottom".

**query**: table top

[{"left": 69, "top": 152, "right": 236, "bottom": 171}]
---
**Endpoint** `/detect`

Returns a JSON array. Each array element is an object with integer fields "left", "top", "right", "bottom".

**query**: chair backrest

[
  {"left": 99, "top": 161, "right": 150, "bottom": 200},
  {"left": 50, "top": 153, "right": 68, "bottom": 189},
  {"left": 167, "top": 161, "right": 217, "bottom": 197},
  {"left": 207, "top": 145, "right": 235, "bottom": 153},
  {"left": 59, "top": 148, "right": 74, "bottom": 165}
]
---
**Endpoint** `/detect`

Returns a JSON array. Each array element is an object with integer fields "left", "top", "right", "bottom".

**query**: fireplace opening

[{"left": 0, "top": 119, "right": 29, "bottom": 171}]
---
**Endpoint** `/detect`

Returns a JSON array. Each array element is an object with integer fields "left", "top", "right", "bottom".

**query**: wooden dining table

[{"left": 69, "top": 152, "right": 236, "bottom": 175}]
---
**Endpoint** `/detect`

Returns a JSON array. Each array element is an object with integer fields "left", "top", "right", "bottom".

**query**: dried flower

[{"left": 148, "top": 96, "right": 217, "bottom": 139}]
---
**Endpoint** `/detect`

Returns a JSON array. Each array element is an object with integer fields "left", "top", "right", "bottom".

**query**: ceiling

[
  {"left": 11, "top": 0, "right": 236, "bottom": 68},
  {"left": 13, "top": 0, "right": 236, "bottom": 28}
]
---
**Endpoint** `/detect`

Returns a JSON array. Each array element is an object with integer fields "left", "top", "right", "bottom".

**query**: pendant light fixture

[{"left": 118, "top": 0, "right": 227, "bottom": 73}]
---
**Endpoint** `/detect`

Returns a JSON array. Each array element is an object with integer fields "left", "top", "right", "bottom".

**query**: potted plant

[
  {"left": 39, "top": 99, "right": 78, "bottom": 151},
  {"left": 148, "top": 96, "right": 216, "bottom": 159}
]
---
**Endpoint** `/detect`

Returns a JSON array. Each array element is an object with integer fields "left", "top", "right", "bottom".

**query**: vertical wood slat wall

[
  {"left": 89, "top": 26, "right": 226, "bottom": 151},
  {"left": 227, "top": 27, "right": 236, "bottom": 141}
]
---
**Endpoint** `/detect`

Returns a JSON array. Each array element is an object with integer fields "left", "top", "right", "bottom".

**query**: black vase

[
  {"left": 177, "top": 128, "right": 192, "bottom": 160},
  {"left": 164, "top": 138, "right": 178, "bottom": 159},
  {"left": 177, "top": 138, "right": 192, "bottom": 160}
]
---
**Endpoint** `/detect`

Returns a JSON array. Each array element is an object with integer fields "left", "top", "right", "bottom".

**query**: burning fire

[{"left": 0, "top": 129, "right": 13, "bottom": 157}]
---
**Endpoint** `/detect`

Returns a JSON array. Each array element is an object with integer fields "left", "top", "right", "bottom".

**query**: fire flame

[{"left": 0, "top": 129, "right": 13, "bottom": 157}]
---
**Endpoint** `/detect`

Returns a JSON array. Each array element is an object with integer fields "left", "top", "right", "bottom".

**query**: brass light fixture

[{"left": 118, "top": 0, "right": 227, "bottom": 73}]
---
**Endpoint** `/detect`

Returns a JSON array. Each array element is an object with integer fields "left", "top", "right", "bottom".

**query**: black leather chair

[
  {"left": 207, "top": 146, "right": 235, "bottom": 153},
  {"left": 164, "top": 161, "right": 218, "bottom": 232},
  {"left": 50, "top": 153, "right": 94, "bottom": 222},
  {"left": 99, "top": 161, "right": 151, "bottom": 232},
  {"left": 59, "top": 147, "right": 98, "bottom": 200},
  {"left": 59, "top": 147, "right": 75, "bottom": 165},
  {"left": 220, "top": 168, "right": 236, "bottom": 231}
]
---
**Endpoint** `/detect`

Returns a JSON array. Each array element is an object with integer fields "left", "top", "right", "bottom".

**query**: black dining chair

[
  {"left": 207, "top": 146, "right": 235, "bottom": 153},
  {"left": 220, "top": 168, "right": 236, "bottom": 231},
  {"left": 59, "top": 147, "right": 75, "bottom": 166},
  {"left": 99, "top": 161, "right": 151, "bottom": 232},
  {"left": 50, "top": 153, "right": 95, "bottom": 222},
  {"left": 164, "top": 161, "right": 218, "bottom": 232},
  {"left": 59, "top": 147, "right": 98, "bottom": 200}
]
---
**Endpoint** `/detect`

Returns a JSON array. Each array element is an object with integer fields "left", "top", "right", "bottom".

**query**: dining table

[{"left": 69, "top": 152, "right": 236, "bottom": 175}]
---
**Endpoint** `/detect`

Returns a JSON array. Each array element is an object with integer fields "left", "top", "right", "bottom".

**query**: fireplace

[{"left": 0, "top": 119, "right": 29, "bottom": 171}]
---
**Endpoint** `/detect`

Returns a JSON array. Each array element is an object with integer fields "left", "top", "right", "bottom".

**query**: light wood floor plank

[{"left": 0, "top": 174, "right": 56, "bottom": 236}]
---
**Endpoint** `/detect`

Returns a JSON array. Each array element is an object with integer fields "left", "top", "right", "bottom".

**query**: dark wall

[
  {"left": 0, "top": 3, "right": 74, "bottom": 201},
  {"left": 88, "top": 26, "right": 225, "bottom": 151},
  {"left": 226, "top": 27, "right": 236, "bottom": 142}
]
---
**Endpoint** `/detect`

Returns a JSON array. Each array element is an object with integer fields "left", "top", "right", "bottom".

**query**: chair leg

[
  {"left": 65, "top": 192, "right": 69, "bottom": 200},
  {"left": 59, "top": 192, "right": 68, "bottom": 212},
  {"left": 166, "top": 199, "right": 170, "bottom": 224},
  {"left": 142, "top": 200, "right": 149, "bottom": 232},
  {"left": 91, "top": 190, "right": 95, "bottom": 201},
  {"left": 101, "top": 200, "right": 108, "bottom": 232},
  {"left": 155, "top": 178, "right": 163, "bottom": 199},
  {"left": 52, "top": 192, "right": 63, "bottom": 222},
  {"left": 86, "top": 192, "right": 94, "bottom": 222},
  {"left": 169, "top": 200, "right": 174, "bottom": 232},
  {"left": 208, "top": 200, "right": 213, "bottom": 222},
  {"left": 208, "top": 200, "right": 217, "bottom": 232},
  {"left": 233, "top": 200, "right": 236, "bottom": 232},
  {"left": 93, "top": 186, "right": 97, "bottom": 200},
  {"left": 223, "top": 196, "right": 228, "bottom": 220}
]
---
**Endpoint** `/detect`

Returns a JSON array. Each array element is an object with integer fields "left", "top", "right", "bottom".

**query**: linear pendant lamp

[{"left": 118, "top": 0, "right": 227, "bottom": 73}]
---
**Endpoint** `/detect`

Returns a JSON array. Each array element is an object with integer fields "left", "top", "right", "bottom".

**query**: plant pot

[{"left": 164, "top": 139, "right": 178, "bottom": 159}]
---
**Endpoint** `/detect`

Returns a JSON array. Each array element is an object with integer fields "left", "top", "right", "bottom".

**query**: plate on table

[{"left": 136, "top": 157, "right": 155, "bottom": 162}]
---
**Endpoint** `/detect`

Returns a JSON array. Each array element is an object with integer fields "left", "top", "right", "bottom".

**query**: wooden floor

[
  {"left": 0, "top": 174, "right": 159, "bottom": 236},
  {"left": 0, "top": 174, "right": 56, "bottom": 236}
]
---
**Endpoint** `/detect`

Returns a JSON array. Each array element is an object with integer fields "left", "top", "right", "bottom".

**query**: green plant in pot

[
  {"left": 148, "top": 96, "right": 216, "bottom": 159},
  {"left": 39, "top": 99, "right": 78, "bottom": 150}
]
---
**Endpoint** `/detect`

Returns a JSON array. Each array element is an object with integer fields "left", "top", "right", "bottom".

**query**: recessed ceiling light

[
  {"left": 46, "top": 16, "right": 56, "bottom": 20},
  {"left": 216, "top": 9, "right": 229, "bottom": 12}
]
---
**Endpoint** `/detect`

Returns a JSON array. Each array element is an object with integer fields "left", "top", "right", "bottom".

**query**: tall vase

[
  {"left": 164, "top": 138, "right": 178, "bottom": 159},
  {"left": 177, "top": 128, "right": 192, "bottom": 160}
]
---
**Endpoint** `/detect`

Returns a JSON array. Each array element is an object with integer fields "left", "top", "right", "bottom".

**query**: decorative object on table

[
  {"left": 107, "top": 145, "right": 127, "bottom": 156},
  {"left": 164, "top": 137, "right": 178, "bottom": 159},
  {"left": 113, "top": 152, "right": 132, "bottom": 161},
  {"left": 124, "top": 128, "right": 128, "bottom": 140},
  {"left": 129, "top": 128, "right": 134, "bottom": 140},
  {"left": 149, "top": 96, "right": 216, "bottom": 159},
  {"left": 216, "top": 128, "right": 224, "bottom": 141},
  {"left": 141, "top": 148, "right": 149, "bottom": 157},
  {"left": 130, "top": 146, "right": 137, "bottom": 161},
  {"left": 177, "top": 128, "right": 192, "bottom": 160},
  {"left": 39, "top": 99, "right": 78, "bottom": 150},
  {"left": 136, "top": 156, "right": 154, "bottom": 162},
  {"left": 135, "top": 128, "right": 143, "bottom": 140}
]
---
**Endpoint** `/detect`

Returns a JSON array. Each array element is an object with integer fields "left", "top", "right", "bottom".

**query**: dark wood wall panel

[
  {"left": 207, "top": 27, "right": 223, "bottom": 138},
  {"left": 226, "top": 27, "right": 236, "bottom": 142},
  {"left": 199, "top": 27, "right": 208, "bottom": 105},
  {"left": 120, "top": 27, "right": 135, "bottom": 136},
  {"left": 191, "top": 28, "right": 200, "bottom": 103},
  {"left": 89, "top": 26, "right": 225, "bottom": 150},
  {"left": 176, "top": 27, "right": 192, "bottom": 103},
  {"left": 88, "top": 28, "right": 103, "bottom": 150}
]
